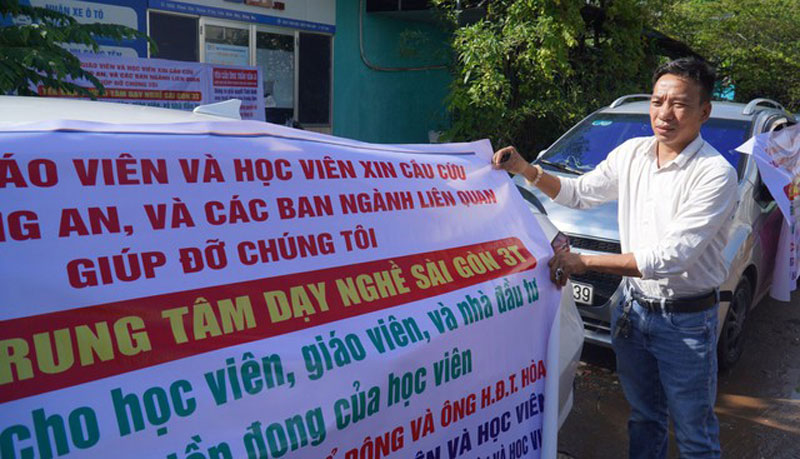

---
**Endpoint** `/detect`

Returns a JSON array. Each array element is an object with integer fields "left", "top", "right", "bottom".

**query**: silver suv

[{"left": 518, "top": 95, "right": 797, "bottom": 369}]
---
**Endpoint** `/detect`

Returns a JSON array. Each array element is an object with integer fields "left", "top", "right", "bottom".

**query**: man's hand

[
  {"left": 492, "top": 146, "right": 530, "bottom": 176},
  {"left": 548, "top": 252, "right": 588, "bottom": 287}
]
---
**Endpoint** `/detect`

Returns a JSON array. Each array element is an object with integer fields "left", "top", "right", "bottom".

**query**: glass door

[
  {"left": 200, "top": 18, "right": 250, "bottom": 67},
  {"left": 256, "top": 28, "right": 296, "bottom": 124}
]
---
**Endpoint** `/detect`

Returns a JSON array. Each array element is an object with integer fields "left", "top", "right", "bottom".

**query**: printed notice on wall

[
  {"left": 35, "top": 55, "right": 265, "bottom": 121},
  {"left": 0, "top": 121, "right": 560, "bottom": 458}
]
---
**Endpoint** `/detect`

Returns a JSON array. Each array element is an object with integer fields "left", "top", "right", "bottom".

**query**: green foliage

[
  {"left": 432, "top": 0, "right": 658, "bottom": 156},
  {"left": 656, "top": 0, "right": 800, "bottom": 111},
  {"left": 0, "top": 0, "right": 152, "bottom": 98}
]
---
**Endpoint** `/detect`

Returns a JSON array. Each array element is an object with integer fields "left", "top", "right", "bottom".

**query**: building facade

[
  {"left": 15, "top": 0, "right": 452, "bottom": 142},
  {"left": 333, "top": 1, "right": 451, "bottom": 143}
]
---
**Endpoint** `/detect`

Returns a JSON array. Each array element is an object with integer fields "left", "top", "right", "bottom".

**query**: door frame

[
  {"left": 254, "top": 25, "right": 299, "bottom": 121},
  {"left": 199, "top": 17, "right": 251, "bottom": 65}
]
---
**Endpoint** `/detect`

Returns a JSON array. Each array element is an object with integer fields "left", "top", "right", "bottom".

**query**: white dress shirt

[{"left": 553, "top": 134, "right": 738, "bottom": 298}]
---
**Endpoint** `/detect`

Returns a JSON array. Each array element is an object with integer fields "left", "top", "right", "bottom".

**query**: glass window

[
  {"left": 204, "top": 24, "right": 250, "bottom": 66},
  {"left": 701, "top": 118, "right": 751, "bottom": 168},
  {"left": 149, "top": 12, "right": 198, "bottom": 62},
  {"left": 540, "top": 113, "right": 750, "bottom": 173},
  {"left": 257, "top": 31, "right": 295, "bottom": 124},
  {"left": 298, "top": 33, "right": 331, "bottom": 125},
  {"left": 366, "top": 0, "right": 399, "bottom": 12},
  {"left": 366, "top": 0, "right": 430, "bottom": 12}
]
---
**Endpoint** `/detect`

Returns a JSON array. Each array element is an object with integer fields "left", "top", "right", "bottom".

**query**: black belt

[{"left": 629, "top": 289, "right": 718, "bottom": 314}]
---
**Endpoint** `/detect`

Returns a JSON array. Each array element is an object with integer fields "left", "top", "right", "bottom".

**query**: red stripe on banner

[{"left": 0, "top": 238, "right": 537, "bottom": 403}]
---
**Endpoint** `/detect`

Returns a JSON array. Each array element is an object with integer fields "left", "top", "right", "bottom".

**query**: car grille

[
  {"left": 568, "top": 235, "right": 622, "bottom": 254},
  {"left": 571, "top": 271, "right": 623, "bottom": 307},
  {"left": 582, "top": 316, "right": 612, "bottom": 335},
  {"left": 567, "top": 235, "right": 623, "bottom": 307}
]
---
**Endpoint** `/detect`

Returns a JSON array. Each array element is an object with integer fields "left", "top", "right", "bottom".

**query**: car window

[
  {"left": 540, "top": 113, "right": 749, "bottom": 173},
  {"left": 702, "top": 118, "right": 751, "bottom": 168}
]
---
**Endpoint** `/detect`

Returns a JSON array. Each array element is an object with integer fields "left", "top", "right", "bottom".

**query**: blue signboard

[
  {"left": 148, "top": 0, "right": 335, "bottom": 33},
  {"left": 12, "top": 0, "right": 149, "bottom": 57}
]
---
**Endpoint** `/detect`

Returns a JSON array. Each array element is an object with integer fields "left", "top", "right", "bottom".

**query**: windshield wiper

[{"left": 537, "top": 159, "right": 584, "bottom": 175}]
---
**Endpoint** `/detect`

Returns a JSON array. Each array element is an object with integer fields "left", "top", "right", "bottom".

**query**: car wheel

[{"left": 717, "top": 277, "right": 752, "bottom": 370}]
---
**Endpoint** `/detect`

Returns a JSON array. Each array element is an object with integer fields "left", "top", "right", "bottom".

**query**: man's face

[{"left": 649, "top": 74, "right": 711, "bottom": 152}]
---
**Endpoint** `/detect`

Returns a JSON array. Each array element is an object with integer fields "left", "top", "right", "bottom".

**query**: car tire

[{"left": 717, "top": 277, "right": 752, "bottom": 370}]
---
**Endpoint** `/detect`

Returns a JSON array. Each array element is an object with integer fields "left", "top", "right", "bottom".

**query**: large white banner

[
  {"left": 737, "top": 124, "right": 800, "bottom": 301},
  {"left": 0, "top": 121, "right": 560, "bottom": 458}
]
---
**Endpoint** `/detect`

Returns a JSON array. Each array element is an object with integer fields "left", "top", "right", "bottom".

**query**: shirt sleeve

[
  {"left": 632, "top": 165, "right": 738, "bottom": 280},
  {"left": 552, "top": 140, "right": 626, "bottom": 209}
]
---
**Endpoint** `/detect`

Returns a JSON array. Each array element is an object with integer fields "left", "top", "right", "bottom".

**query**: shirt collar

[{"left": 650, "top": 134, "right": 705, "bottom": 170}]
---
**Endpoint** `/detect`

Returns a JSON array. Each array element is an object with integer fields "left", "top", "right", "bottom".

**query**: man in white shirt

[{"left": 493, "top": 57, "right": 737, "bottom": 458}]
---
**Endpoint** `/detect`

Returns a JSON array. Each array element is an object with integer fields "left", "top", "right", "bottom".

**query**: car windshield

[{"left": 539, "top": 113, "right": 750, "bottom": 173}]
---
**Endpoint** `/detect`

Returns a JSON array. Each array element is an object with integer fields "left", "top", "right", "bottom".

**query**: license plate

[{"left": 572, "top": 281, "right": 594, "bottom": 305}]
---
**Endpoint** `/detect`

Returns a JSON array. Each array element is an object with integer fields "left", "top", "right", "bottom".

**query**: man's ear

[{"left": 700, "top": 100, "right": 712, "bottom": 122}]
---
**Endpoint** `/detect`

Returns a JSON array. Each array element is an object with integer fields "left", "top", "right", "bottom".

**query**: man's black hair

[{"left": 652, "top": 57, "right": 716, "bottom": 102}]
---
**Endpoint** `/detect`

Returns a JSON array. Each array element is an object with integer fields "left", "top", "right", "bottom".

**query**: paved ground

[{"left": 557, "top": 289, "right": 800, "bottom": 458}]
